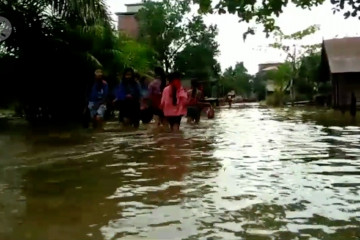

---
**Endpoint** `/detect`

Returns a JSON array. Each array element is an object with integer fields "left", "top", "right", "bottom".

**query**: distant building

[
  {"left": 258, "top": 62, "right": 282, "bottom": 73},
  {"left": 257, "top": 62, "right": 283, "bottom": 96},
  {"left": 115, "top": 2, "right": 145, "bottom": 38},
  {"left": 320, "top": 37, "right": 360, "bottom": 109}
]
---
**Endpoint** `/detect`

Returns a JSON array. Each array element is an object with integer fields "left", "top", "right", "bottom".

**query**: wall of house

[
  {"left": 117, "top": 14, "right": 139, "bottom": 39},
  {"left": 334, "top": 73, "right": 360, "bottom": 107},
  {"left": 127, "top": 5, "right": 144, "bottom": 13}
]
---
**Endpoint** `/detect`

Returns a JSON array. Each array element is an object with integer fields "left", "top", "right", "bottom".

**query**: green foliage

[
  {"left": 266, "top": 90, "right": 287, "bottom": 107},
  {"left": 272, "top": 25, "right": 320, "bottom": 41},
  {"left": 268, "top": 25, "right": 321, "bottom": 102},
  {"left": 0, "top": 0, "right": 154, "bottom": 123},
  {"left": 296, "top": 52, "right": 321, "bottom": 98},
  {"left": 137, "top": 0, "right": 219, "bottom": 73},
  {"left": 264, "top": 52, "right": 321, "bottom": 104},
  {"left": 173, "top": 18, "right": 220, "bottom": 80},
  {"left": 137, "top": 0, "right": 191, "bottom": 72},
  {"left": 117, "top": 34, "right": 156, "bottom": 74},
  {"left": 253, "top": 72, "right": 267, "bottom": 101},
  {"left": 298, "top": 53, "right": 321, "bottom": 83},
  {"left": 221, "top": 62, "right": 252, "bottom": 97},
  {"left": 268, "top": 62, "right": 293, "bottom": 92},
  {"left": 269, "top": 25, "right": 321, "bottom": 64},
  {"left": 174, "top": 45, "right": 218, "bottom": 79},
  {"left": 193, "top": 0, "right": 358, "bottom": 36}
]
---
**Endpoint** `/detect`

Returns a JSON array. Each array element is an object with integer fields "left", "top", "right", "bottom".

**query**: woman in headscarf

[
  {"left": 88, "top": 69, "right": 108, "bottom": 129},
  {"left": 148, "top": 67, "right": 167, "bottom": 126},
  {"left": 139, "top": 75, "right": 153, "bottom": 124},
  {"left": 160, "top": 72, "right": 188, "bottom": 132},
  {"left": 114, "top": 68, "right": 141, "bottom": 128}
]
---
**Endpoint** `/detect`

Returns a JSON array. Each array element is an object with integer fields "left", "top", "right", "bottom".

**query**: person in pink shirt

[
  {"left": 148, "top": 67, "right": 167, "bottom": 126},
  {"left": 160, "top": 72, "right": 188, "bottom": 132}
]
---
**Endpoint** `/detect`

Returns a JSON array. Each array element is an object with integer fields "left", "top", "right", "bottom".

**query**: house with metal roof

[{"left": 320, "top": 37, "right": 360, "bottom": 109}]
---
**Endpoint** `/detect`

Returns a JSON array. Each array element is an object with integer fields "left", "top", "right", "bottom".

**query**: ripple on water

[{"left": 2, "top": 104, "right": 360, "bottom": 240}]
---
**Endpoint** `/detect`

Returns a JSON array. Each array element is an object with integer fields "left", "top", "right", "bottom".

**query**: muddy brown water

[{"left": 0, "top": 103, "right": 360, "bottom": 240}]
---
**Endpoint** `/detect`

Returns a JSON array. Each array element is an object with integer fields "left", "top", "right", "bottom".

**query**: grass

[{"left": 301, "top": 108, "right": 360, "bottom": 127}]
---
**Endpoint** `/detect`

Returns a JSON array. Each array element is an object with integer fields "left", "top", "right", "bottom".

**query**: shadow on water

[
  {"left": 1, "top": 103, "right": 360, "bottom": 240},
  {"left": 1, "top": 123, "right": 221, "bottom": 240}
]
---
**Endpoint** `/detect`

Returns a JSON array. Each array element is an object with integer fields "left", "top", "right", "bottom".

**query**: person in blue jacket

[
  {"left": 88, "top": 69, "right": 108, "bottom": 129},
  {"left": 114, "top": 68, "right": 141, "bottom": 128}
]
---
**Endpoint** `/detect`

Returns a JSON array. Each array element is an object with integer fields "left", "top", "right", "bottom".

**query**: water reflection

[{"left": 0, "top": 103, "right": 360, "bottom": 239}]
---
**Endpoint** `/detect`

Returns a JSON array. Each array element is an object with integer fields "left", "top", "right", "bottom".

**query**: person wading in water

[
  {"left": 186, "top": 79, "right": 203, "bottom": 124},
  {"left": 88, "top": 69, "right": 108, "bottom": 130},
  {"left": 114, "top": 68, "right": 141, "bottom": 128},
  {"left": 149, "top": 67, "right": 167, "bottom": 126},
  {"left": 160, "top": 72, "right": 188, "bottom": 132}
]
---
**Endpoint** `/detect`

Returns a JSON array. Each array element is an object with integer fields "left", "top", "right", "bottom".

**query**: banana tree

[{"left": 268, "top": 62, "right": 293, "bottom": 93}]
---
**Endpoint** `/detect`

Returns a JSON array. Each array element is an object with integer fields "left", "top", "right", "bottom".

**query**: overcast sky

[{"left": 106, "top": 0, "right": 360, "bottom": 74}]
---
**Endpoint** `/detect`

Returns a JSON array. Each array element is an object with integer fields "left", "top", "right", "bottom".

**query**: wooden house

[{"left": 320, "top": 37, "right": 360, "bottom": 109}]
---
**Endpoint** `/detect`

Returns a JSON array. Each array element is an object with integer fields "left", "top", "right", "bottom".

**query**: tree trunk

[{"left": 164, "top": 58, "right": 170, "bottom": 74}]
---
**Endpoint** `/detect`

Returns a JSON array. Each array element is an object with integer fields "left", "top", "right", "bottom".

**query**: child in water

[{"left": 160, "top": 72, "right": 188, "bottom": 132}]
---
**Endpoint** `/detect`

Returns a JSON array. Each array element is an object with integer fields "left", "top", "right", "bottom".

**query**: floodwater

[{"left": 1, "top": 103, "right": 360, "bottom": 240}]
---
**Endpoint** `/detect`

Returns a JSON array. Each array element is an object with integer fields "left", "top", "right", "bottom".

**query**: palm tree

[{"left": 0, "top": 0, "right": 112, "bottom": 123}]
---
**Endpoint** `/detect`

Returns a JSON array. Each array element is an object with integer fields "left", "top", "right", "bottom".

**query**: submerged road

[{"left": 1, "top": 103, "right": 360, "bottom": 240}]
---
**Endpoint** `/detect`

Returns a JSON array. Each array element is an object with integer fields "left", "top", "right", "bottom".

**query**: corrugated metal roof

[{"left": 324, "top": 37, "right": 360, "bottom": 73}]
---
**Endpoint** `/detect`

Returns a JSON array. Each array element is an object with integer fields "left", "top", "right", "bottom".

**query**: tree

[
  {"left": 269, "top": 25, "right": 321, "bottom": 102},
  {"left": 253, "top": 72, "right": 267, "bottom": 101},
  {"left": 192, "top": 0, "right": 360, "bottom": 36},
  {"left": 173, "top": 20, "right": 220, "bottom": 80},
  {"left": 221, "top": 62, "right": 252, "bottom": 97},
  {"left": 0, "top": 0, "right": 154, "bottom": 123},
  {"left": 266, "top": 62, "right": 293, "bottom": 106},
  {"left": 117, "top": 34, "right": 156, "bottom": 74},
  {"left": 137, "top": 0, "right": 218, "bottom": 73},
  {"left": 268, "top": 62, "right": 293, "bottom": 92},
  {"left": 297, "top": 52, "right": 321, "bottom": 99}
]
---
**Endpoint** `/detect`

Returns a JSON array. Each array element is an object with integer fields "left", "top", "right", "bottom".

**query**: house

[
  {"left": 257, "top": 62, "right": 283, "bottom": 96},
  {"left": 258, "top": 62, "right": 282, "bottom": 72},
  {"left": 320, "top": 37, "right": 360, "bottom": 109},
  {"left": 115, "top": 2, "right": 144, "bottom": 38}
]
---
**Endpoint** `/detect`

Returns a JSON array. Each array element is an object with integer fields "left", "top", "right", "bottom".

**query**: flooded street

[{"left": 1, "top": 103, "right": 360, "bottom": 240}]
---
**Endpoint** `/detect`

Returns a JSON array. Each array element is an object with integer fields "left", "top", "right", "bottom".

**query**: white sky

[{"left": 106, "top": 0, "right": 360, "bottom": 74}]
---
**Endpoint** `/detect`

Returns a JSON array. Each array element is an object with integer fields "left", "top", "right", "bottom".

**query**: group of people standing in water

[{"left": 87, "top": 67, "right": 214, "bottom": 132}]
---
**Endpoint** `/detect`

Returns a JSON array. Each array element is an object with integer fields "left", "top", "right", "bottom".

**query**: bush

[
  {"left": 296, "top": 80, "right": 314, "bottom": 100},
  {"left": 295, "top": 94, "right": 310, "bottom": 102},
  {"left": 266, "top": 91, "right": 286, "bottom": 107}
]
